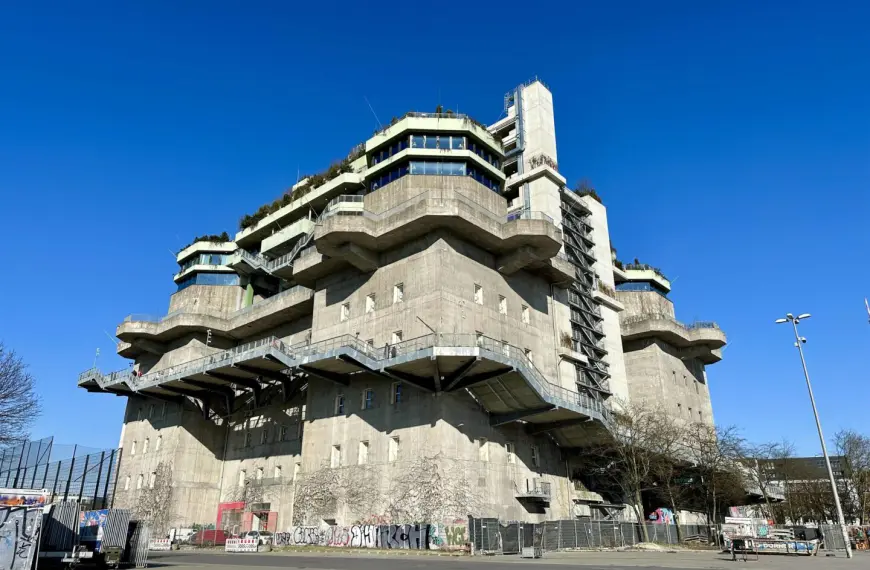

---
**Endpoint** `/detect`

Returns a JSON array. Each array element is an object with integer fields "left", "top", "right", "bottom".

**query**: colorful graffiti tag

[
  {"left": 0, "top": 489, "right": 47, "bottom": 508},
  {"left": 272, "top": 523, "right": 468, "bottom": 551}
]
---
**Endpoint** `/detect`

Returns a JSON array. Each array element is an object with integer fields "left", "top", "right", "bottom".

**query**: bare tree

[
  {"left": 684, "top": 423, "right": 746, "bottom": 523},
  {"left": 577, "top": 400, "right": 676, "bottom": 541},
  {"left": 834, "top": 429, "right": 870, "bottom": 524},
  {"left": 384, "top": 453, "right": 483, "bottom": 522},
  {"left": 0, "top": 344, "right": 41, "bottom": 446},
  {"left": 647, "top": 414, "right": 691, "bottom": 540},
  {"left": 740, "top": 439, "right": 795, "bottom": 520}
]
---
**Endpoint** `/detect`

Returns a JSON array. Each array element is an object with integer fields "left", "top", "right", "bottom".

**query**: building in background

[{"left": 78, "top": 79, "right": 725, "bottom": 533}]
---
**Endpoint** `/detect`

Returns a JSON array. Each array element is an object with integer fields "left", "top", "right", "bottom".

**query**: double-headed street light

[{"left": 775, "top": 313, "right": 851, "bottom": 558}]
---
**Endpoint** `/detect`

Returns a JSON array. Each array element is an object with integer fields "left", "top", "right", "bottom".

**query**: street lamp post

[{"left": 776, "top": 313, "right": 852, "bottom": 558}]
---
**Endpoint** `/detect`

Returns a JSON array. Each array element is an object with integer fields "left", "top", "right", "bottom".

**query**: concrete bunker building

[{"left": 78, "top": 79, "right": 726, "bottom": 532}]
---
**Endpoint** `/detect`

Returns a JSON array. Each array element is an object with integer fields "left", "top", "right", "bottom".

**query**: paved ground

[{"left": 147, "top": 548, "right": 865, "bottom": 570}]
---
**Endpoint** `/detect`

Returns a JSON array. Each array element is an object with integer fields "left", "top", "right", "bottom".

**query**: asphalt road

[{"left": 148, "top": 550, "right": 714, "bottom": 570}]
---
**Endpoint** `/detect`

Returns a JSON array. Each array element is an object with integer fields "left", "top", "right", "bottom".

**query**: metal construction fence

[{"left": 467, "top": 518, "right": 852, "bottom": 556}]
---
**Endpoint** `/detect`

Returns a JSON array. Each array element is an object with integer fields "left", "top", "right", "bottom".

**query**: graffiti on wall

[
  {"left": 273, "top": 523, "right": 468, "bottom": 551},
  {"left": 648, "top": 507, "right": 674, "bottom": 524},
  {"left": 0, "top": 508, "right": 42, "bottom": 570}
]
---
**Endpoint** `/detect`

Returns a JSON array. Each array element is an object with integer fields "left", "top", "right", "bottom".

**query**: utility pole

[{"left": 776, "top": 313, "right": 852, "bottom": 558}]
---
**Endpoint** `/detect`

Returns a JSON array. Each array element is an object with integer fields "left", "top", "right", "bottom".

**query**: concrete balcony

[
  {"left": 302, "top": 181, "right": 563, "bottom": 282},
  {"left": 116, "top": 286, "right": 314, "bottom": 357},
  {"left": 515, "top": 480, "right": 552, "bottom": 503},
  {"left": 366, "top": 114, "right": 503, "bottom": 157},
  {"left": 504, "top": 164, "right": 566, "bottom": 190},
  {"left": 619, "top": 266, "right": 671, "bottom": 293},
  {"left": 176, "top": 241, "right": 236, "bottom": 264},
  {"left": 620, "top": 313, "right": 726, "bottom": 364},
  {"left": 260, "top": 218, "right": 316, "bottom": 257},
  {"left": 81, "top": 332, "right": 612, "bottom": 446}
]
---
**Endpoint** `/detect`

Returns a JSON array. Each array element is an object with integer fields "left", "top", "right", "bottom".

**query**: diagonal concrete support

[
  {"left": 490, "top": 405, "right": 556, "bottom": 427},
  {"left": 496, "top": 246, "right": 540, "bottom": 275}
]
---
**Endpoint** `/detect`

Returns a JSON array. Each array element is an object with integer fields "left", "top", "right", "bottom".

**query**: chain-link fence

[{"left": 468, "top": 518, "right": 855, "bottom": 557}]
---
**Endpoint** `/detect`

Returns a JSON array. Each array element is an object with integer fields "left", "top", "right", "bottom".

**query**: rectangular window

[
  {"left": 522, "top": 305, "right": 530, "bottom": 324},
  {"left": 331, "top": 445, "right": 341, "bottom": 468},
  {"left": 524, "top": 348, "right": 533, "bottom": 363},
  {"left": 411, "top": 135, "right": 424, "bottom": 148},
  {"left": 149, "top": 404, "right": 155, "bottom": 419},
  {"left": 506, "top": 442, "right": 515, "bottom": 464},
  {"left": 294, "top": 463, "right": 301, "bottom": 480},
  {"left": 677, "top": 403, "right": 683, "bottom": 417},
  {"left": 452, "top": 136, "right": 465, "bottom": 150},
  {"left": 478, "top": 438, "right": 489, "bottom": 462},
  {"left": 137, "top": 474, "right": 143, "bottom": 490},
  {"left": 131, "top": 441, "right": 136, "bottom": 456},
  {"left": 358, "top": 441, "right": 369, "bottom": 465},
  {"left": 389, "top": 436, "right": 400, "bottom": 462},
  {"left": 393, "top": 283, "right": 404, "bottom": 303},
  {"left": 143, "top": 438, "right": 149, "bottom": 454},
  {"left": 256, "top": 467, "right": 263, "bottom": 481},
  {"left": 260, "top": 429, "right": 268, "bottom": 445},
  {"left": 156, "top": 435, "right": 162, "bottom": 451},
  {"left": 335, "top": 394, "right": 345, "bottom": 415},
  {"left": 366, "top": 294, "right": 375, "bottom": 313},
  {"left": 502, "top": 340, "right": 510, "bottom": 357},
  {"left": 124, "top": 476, "right": 130, "bottom": 491},
  {"left": 161, "top": 402, "right": 167, "bottom": 418},
  {"left": 391, "top": 382, "right": 403, "bottom": 404},
  {"left": 474, "top": 284, "right": 483, "bottom": 305},
  {"left": 392, "top": 330, "right": 403, "bottom": 344},
  {"left": 699, "top": 410, "right": 703, "bottom": 422},
  {"left": 362, "top": 388, "right": 375, "bottom": 410},
  {"left": 688, "top": 407, "right": 693, "bottom": 419},
  {"left": 695, "top": 382, "right": 699, "bottom": 394},
  {"left": 238, "top": 470, "right": 246, "bottom": 487},
  {"left": 476, "top": 331, "right": 484, "bottom": 346},
  {"left": 366, "top": 338, "right": 374, "bottom": 347},
  {"left": 280, "top": 425, "right": 288, "bottom": 441},
  {"left": 499, "top": 295, "right": 507, "bottom": 315},
  {"left": 531, "top": 445, "right": 540, "bottom": 467},
  {"left": 340, "top": 302, "right": 350, "bottom": 322},
  {"left": 244, "top": 432, "right": 252, "bottom": 448},
  {"left": 424, "top": 135, "right": 437, "bottom": 149},
  {"left": 673, "top": 371, "right": 677, "bottom": 384},
  {"left": 683, "top": 374, "right": 687, "bottom": 386},
  {"left": 274, "top": 465, "right": 282, "bottom": 479}
]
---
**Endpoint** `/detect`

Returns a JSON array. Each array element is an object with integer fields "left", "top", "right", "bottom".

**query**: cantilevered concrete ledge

[
  {"left": 79, "top": 332, "right": 612, "bottom": 447},
  {"left": 116, "top": 286, "right": 314, "bottom": 357},
  {"left": 308, "top": 186, "right": 563, "bottom": 281},
  {"left": 620, "top": 313, "right": 726, "bottom": 364}
]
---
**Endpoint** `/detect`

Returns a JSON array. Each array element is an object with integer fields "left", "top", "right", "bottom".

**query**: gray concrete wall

[
  {"left": 621, "top": 338, "right": 714, "bottom": 425},
  {"left": 616, "top": 290, "right": 676, "bottom": 320},
  {"left": 168, "top": 284, "right": 242, "bottom": 315},
  {"left": 113, "top": 396, "right": 226, "bottom": 530}
]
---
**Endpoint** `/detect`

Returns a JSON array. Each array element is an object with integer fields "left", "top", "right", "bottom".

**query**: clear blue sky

[{"left": 1, "top": 1, "right": 867, "bottom": 454}]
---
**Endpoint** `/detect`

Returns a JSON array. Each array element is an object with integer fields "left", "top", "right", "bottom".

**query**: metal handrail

[
  {"left": 101, "top": 331, "right": 610, "bottom": 424},
  {"left": 622, "top": 313, "right": 720, "bottom": 331}
]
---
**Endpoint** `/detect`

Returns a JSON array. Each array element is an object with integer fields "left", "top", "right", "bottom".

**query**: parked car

[
  {"left": 189, "top": 529, "right": 228, "bottom": 546},
  {"left": 244, "top": 530, "right": 273, "bottom": 545}
]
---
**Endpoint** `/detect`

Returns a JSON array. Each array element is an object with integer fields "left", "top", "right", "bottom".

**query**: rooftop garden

[
  {"left": 238, "top": 144, "right": 365, "bottom": 230},
  {"left": 623, "top": 258, "right": 668, "bottom": 281},
  {"left": 178, "top": 232, "right": 231, "bottom": 254},
  {"left": 572, "top": 179, "right": 602, "bottom": 203}
]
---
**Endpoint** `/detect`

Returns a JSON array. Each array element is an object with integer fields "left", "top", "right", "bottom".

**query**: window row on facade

[
  {"left": 124, "top": 472, "right": 156, "bottom": 491},
  {"left": 370, "top": 134, "right": 500, "bottom": 167},
  {"left": 333, "top": 382, "right": 404, "bottom": 415},
  {"left": 178, "top": 253, "right": 232, "bottom": 272},
  {"left": 129, "top": 435, "right": 162, "bottom": 456},
  {"left": 329, "top": 434, "right": 401, "bottom": 467},
  {"left": 369, "top": 160, "right": 502, "bottom": 192},
  {"left": 176, "top": 272, "right": 240, "bottom": 291},
  {"left": 241, "top": 421, "right": 303, "bottom": 448}
]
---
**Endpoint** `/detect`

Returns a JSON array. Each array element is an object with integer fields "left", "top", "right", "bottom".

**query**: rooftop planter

[
  {"left": 178, "top": 232, "right": 230, "bottom": 254},
  {"left": 572, "top": 180, "right": 602, "bottom": 204},
  {"left": 624, "top": 259, "right": 668, "bottom": 281},
  {"left": 238, "top": 145, "right": 365, "bottom": 230}
]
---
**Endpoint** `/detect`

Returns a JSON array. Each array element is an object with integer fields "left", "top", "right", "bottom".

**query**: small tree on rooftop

[{"left": 573, "top": 179, "right": 602, "bottom": 203}]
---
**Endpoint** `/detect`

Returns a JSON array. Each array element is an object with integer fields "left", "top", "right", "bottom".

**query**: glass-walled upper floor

[
  {"left": 369, "top": 160, "right": 502, "bottom": 193},
  {"left": 370, "top": 133, "right": 501, "bottom": 169},
  {"left": 177, "top": 272, "right": 240, "bottom": 291},
  {"left": 178, "top": 253, "right": 232, "bottom": 272}
]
